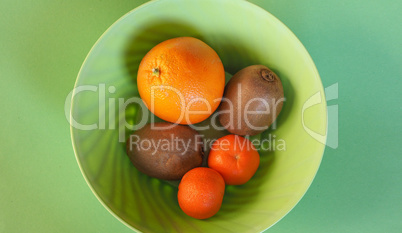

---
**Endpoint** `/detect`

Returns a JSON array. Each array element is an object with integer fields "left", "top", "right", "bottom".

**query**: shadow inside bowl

[
  {"left": 124, "top": 20, "right": 205, "bottom": 83},
  {"left": 270, "top": 68, "right": 295, "bottom": 126},
  {"left": 208, "top": 38, "right": 261, "bottom": 75},
  {"left": 218, "top": 149, "right": 276, "bottom": 216}
]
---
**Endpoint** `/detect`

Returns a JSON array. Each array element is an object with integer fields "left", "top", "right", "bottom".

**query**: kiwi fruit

[
  {"left": 126, "top": 122, "right": 203, "bottom": 180},
  {"left": 218, "top": 65, "right": 284, "bottom": 136}
]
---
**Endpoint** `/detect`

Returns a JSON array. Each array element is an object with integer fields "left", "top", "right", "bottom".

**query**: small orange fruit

[
  {"left": 208, "top": 135, "right": 260, "bottom": 185},
  {"left": 178, "top": 167, "right": 225, "bottom": 219},
  {"left": 137, "top": 37, "right": 225, "bottom": 125}
]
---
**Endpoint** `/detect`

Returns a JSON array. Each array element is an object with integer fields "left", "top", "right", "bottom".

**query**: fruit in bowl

[
  {"left": 178, "top": 167, "right": 225, "bottom": 219},
  {"left": 137, "top": 37, "right": 225, "bottom": 125},
  {"left": 128, "top": 36, "right": 286, "bottom": 218},
  {"left": 71, "top": 0, "right": 327, "bottom": 231},
  {"left": 208, "top": 134, "right": 261, "bottom": 186},
  {"left": 128, "top": 36, "right": 284, "bottom": 219},
  {"left": 218, "top": 65, "right": 284, "bottom": 136},
  {"left": 126, "top": 122, "right": 204, "bottom": 180}
]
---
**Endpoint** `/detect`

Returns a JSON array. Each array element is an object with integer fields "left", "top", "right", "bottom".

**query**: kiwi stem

[
  {"left": 152, "top": 67, "right": 160, "bottom": 77},
  {"left": 261, "top": 69, "right": 275, "bottom": 82}
]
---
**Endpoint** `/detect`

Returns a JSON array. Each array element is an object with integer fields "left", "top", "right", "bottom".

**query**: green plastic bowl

[{"left": 70, "top": 0, "right": 327, "bottom": 232}]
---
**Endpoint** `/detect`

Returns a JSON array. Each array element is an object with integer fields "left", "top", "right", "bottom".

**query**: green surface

[
  {"left": 71, "top": 0, "right": 326, "bottom": 232},
  {"left": 0, "top": 0, "right": 401, "bottom": 232}
]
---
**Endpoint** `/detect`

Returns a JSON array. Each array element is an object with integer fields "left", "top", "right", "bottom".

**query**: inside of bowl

[{"left": 71, "top": 0, "right": 327, "bottom": 232}]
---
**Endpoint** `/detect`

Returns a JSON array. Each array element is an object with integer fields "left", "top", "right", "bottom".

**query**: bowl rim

[{"left": 70, "top": 0, "right": 328, "bottom": 232}]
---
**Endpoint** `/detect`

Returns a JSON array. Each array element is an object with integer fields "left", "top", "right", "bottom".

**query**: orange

[
  {"left": 137, "top": 37, "right": 225, "bottom": 125},
  {"left": 208, "top": 135, "right": 260, "bottom": 185},
  {"left": 178, "top": 167, "right": 225, "bottom": 219}
]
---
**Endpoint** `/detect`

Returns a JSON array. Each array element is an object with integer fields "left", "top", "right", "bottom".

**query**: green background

[{"left": 1, "top": 0, "right": 401, "bottom": 232}]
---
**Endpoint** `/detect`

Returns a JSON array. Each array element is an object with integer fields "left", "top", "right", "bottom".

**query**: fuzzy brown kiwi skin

[
  {"left": 126, "top": 122, "right": 203, "bottom": 180},
  {"left": 218, "top": 65, "right": 284, "bottom": 136}
]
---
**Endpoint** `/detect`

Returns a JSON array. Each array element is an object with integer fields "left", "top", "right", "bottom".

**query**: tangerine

[
  {"left": 178, "top": 167, "right": 225, "bottom": 219},
  {"left": 208, "top": 134, "right": 260, "bottom": 185}
]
